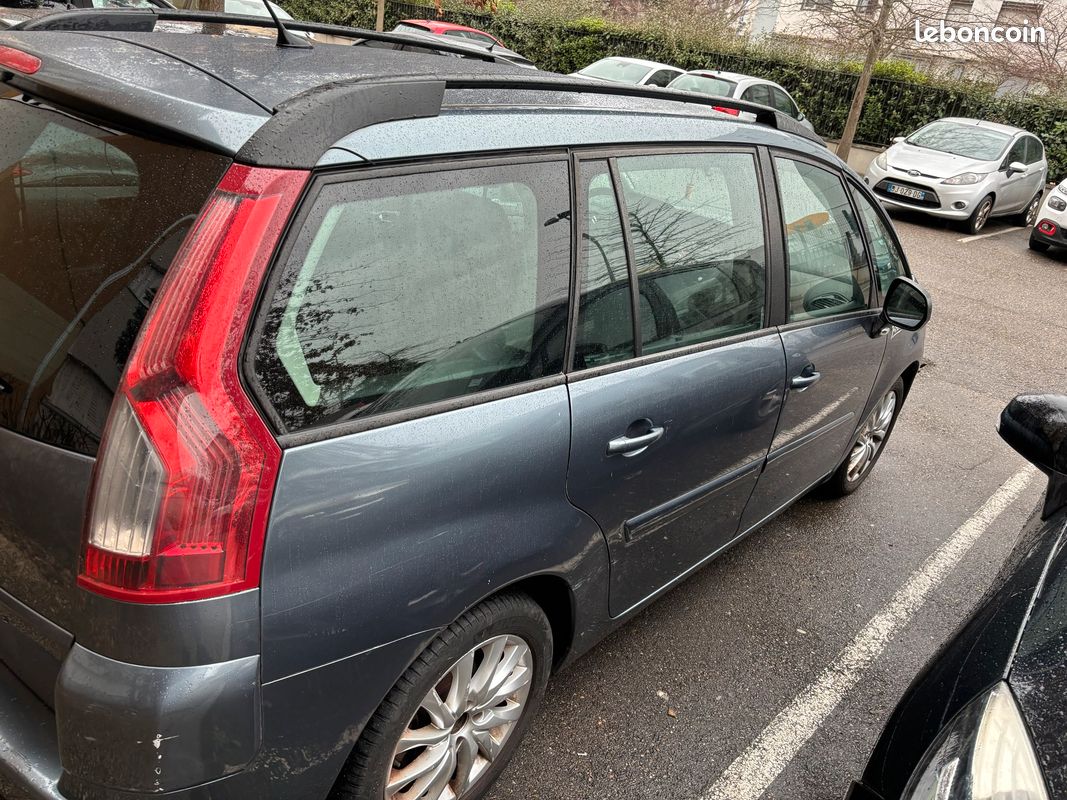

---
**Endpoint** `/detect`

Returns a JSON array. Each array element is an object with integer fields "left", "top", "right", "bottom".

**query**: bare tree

[
  {"left": 779, "top": 0, "right": 939, "bottom": 161},
  {"left": 958, "top": 3, "right": 1067, "bottom": 94}
]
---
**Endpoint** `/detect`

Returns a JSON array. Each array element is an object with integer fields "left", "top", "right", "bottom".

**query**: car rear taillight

[
  {"left": 0, "top": 45, "right": 41, "bottom": 75},
  {"left": 79, "top": 165, "right": 308, "bottom": 603},
  {"left": 712, "top": 105, "right": 740, "bottom": 116}
]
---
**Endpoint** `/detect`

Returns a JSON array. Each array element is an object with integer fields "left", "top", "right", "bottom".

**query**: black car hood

[
  {"left": 862, "top": 501, "right": 1067, "bottom": 799},
  {"left": 1009, "top": 513, "right": 1067, "bottom": 797}
]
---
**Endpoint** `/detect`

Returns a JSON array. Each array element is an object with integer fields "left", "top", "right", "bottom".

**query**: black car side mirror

[
  {"left": 999, "top": 394, "right": 1067, "bottom": 519},
  {"left": 880, "top": 276, "right": 931, "bottom": 332}
]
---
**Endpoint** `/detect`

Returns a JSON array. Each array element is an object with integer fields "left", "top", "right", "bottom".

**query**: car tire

[
  {"left": 336, "top": 593, "right": 552, "bottom": 800},
  {"left": 965, "top": 194, "right": 994, "bottom": 235},
  {"left": 823, "top": 378, "right": 905, "bottom": 497},
  {"left": 1015, "top": 192, "right": 1043, "bottom": 227},
  {"left": 1029, "top": 233, "right": 1051, "bottom": 252}
]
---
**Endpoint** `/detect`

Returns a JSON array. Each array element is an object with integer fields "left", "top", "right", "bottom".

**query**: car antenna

[{"left": 260, "top": 0, "right": 312, "bottom": 49}]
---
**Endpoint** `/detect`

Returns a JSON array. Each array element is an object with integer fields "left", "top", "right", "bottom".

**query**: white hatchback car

[
  {"left": 865, "top": 118, "right": 1047, "bottom": 235},
  {"left": 666, "top": 69, "right": 815, "bottom": 133},
  {"left": 570, "top": 57, "right": 683, "bottom": 88},
  {"left": 1029, "top": 179, "right": 1067, "bottom": 253}
]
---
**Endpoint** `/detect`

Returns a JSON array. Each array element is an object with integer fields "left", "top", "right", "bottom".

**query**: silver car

[
  {"left": 666, "top": 69, "right": 816, "bottom": 133},
  {"left": 865, "top": 117, "right": 1047, "bottom": 234}
]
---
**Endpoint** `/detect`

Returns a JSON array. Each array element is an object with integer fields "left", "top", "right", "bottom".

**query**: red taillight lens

[
  {"left": 1038, "top": 219, "right": 1057, "bottom": 235},
  {"left": 712, "top": 105, "right": 741, "bottom": 116},
  {"left": 79, "top": 165, "right": 308, "bottom": 603},
  {"left": 0, "top": 45, "right": 42, "bottom": 75}
]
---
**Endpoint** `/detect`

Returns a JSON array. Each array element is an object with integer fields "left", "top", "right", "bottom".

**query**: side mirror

[
  {"left": 1007, "top": 161, "right": 1026, "bottom": 176},
  {"left": 797, "top": 111, "right": 806, "bottom": 122},
  {"left": 1000, "top": 394, "right": 1067, "bottom": 519},
  {"left": 891, "top": 136, "right": 905, "bottom": 144},
  {"left": 881, "top": 276, "right": 931, "bottom": 332}
]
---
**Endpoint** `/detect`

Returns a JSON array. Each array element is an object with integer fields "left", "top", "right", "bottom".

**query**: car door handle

[
  {"left": 790, "top": 366, "right": 822, "bottom": 391},
  {"left": 607, "top": 425, "right": 665, "bottom": 457}
]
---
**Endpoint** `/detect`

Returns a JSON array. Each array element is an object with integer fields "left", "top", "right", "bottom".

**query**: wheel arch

[
  {"left": 900, "top": 360, "right": 921, "bottom": 402},
  {"left": 478, "top": 573, "right": 577, "bottom": 672}
]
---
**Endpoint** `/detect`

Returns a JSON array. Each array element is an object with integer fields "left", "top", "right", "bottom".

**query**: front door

[
  {"left": 741, "top": 155, "right": 886, "bottom": 531},
  {"left": 566, "top": 152, "right": 785, "bottom": 617}
]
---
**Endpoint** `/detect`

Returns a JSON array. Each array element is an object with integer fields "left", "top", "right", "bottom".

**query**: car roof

[
  {"left": 683, "top": 69, "right": 767, "bottom": 85},
  {"left": 937, "top": 117, "right": 1027, "bottom": 136},
  {"left": 0, "top": 26, "right": 828, "bottom": 165}
]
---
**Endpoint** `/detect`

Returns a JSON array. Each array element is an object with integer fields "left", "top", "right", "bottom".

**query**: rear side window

[
  {"left": 0, "top": 94, "right": 229, "bottom": 455},
  {"left": 775, "top": 157, "right": 870, "bottom": 321},
  {"left": 617, "top": 152, "right": 766, "bottom": 354},
  {"left": 741, "top": 84, "right": 772, "bottom": 106},
  {"left": 253, "top": 161, "right": 571, "bottom": 432}
]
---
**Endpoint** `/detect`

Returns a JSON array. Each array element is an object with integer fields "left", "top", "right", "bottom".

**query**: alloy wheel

[
  {"left": 847, "top": 390, "right": 897, "bottom": 483},
  {"left": 385, "top": 635, "right": 534, "bottom": 800},
  {"left": 1025, "top": 196, "right": 1040, "bottom": 226},
  {"left": 974, "top": 198, "right": 992, "bottom": 231}
]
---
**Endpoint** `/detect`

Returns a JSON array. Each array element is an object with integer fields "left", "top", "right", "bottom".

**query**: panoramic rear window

[
  {"left": 0, "top": 93, "right": 229, "bottom": 455},
  {"left": 252, "top": 162, "right": 572, "bottom": 432}
]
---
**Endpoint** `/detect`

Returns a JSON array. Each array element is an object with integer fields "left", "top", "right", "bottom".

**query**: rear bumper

[{"left": 1, "top": 642, "right": 260, "bottom": 800}]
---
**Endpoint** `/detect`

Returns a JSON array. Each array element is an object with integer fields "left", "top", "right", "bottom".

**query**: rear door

[
  {"left": 740, "top": 153, "right": 885, "bottom": 531},
  {"left": 565, "top": 151, "right": 786, "bottom": 618},
  {"left": 0, "top": 93, "right": 228, "bottom": 694}
]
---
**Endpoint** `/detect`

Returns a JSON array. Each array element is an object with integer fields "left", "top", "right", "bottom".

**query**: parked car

[
  {"left": 570, "top": 55, "right": 684, "bottom": 87},
  {"left": 864, "top": 117, "right": 1047, "bottom": 235},
  {"left": 666, "top": 69, "right": 815, "bottom": 133},
  {"left": 395, "top": 18, "right": 503, "bottom": 48},
  {"left": 847, "top": 394, "right": 1067, "bottom": 800},
  {"left": 1029, "top": 178, "right": 1067, "bottom": 252},
  {"left": 380, "top": 25, "right": 535, "bottom": 69},
  {"left": 0, "top": 14, "right": 929, "bottom": 800}
]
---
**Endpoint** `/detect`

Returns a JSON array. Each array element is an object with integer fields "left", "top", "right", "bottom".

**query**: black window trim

[
  {"left": 768, "top": 148, "right": 880, "bottom": 326},
  {"left": 844, "top": 174, "right": 912, "bottom": 304},
  {"left": 242, "top": 149, "right": 575, "bottom": 447},
  {"left": 566, "top": 142, "right": 783, "bottom": 383}
]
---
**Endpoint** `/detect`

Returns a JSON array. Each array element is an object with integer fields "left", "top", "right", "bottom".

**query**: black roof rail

[
  {"left": 12, "top": 8, "right": 519, "bottom": 65},
  {"left": 237, "top": 73, "right": 826, "bottom": 168}
]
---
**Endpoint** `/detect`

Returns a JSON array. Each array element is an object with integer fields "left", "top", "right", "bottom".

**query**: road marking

[
  {"left": 701, "top": 465, "right": 1037, "bottom": 800},
  {"left": 957, "top": 227, "right": 1024, "bottom": 243}
]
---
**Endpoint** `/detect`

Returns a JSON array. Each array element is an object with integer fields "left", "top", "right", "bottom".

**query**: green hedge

[{"left": 280, "top": 0, "right": 1067, "bottom": 180}]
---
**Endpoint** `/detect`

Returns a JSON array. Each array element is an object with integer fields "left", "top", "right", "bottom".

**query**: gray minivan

[{"left": 0, "top": 13, "right": 930, "bottom": 800}]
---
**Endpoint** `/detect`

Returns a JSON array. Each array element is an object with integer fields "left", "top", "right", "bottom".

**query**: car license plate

[{"left": 886, "top": 182, "right": 925, "bottom": 201}]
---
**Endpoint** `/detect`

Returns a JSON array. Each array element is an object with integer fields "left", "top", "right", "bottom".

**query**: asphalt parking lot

[{"left": 486, "top": 210, "right": 1067, "bottom": 800}]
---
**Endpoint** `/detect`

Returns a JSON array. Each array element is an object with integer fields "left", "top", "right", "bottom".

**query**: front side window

[
  {"left": 254, "top": 162, "right": 571, "bottom": 431},
  {"left": 1024, "top": 136, "right": 1044, "bottom": 165},
  {"left": 769, "top": 87, "right": 800, "bottom": 118},
  {"left": 775, "top": 157, "right": 871, "bottom": 321},
  {"left": 617, "top": 152, "right": 767, "bottom": 355},
  {"left": 852, "top": 187, "right": 907, "bottom": 293},
  {"left": 646, "top": 70, "right": 680, "bottom": 87},
  {"left": 1003, "top": 137, "right": 1026, "bottom": 168},
  {"left": 741, "top": 84, "right": 772, "bottom": 106}
]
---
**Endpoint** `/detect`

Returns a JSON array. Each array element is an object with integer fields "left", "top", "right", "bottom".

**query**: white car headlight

[
  {"left": 942, "top": 172, "right": 988, "bottom": 185},
  {"left": 1056, "top": 182, "right": 1067, "bottom": 196},
  {"left": 875, "top": 152, "right": 888, "bottom": 170},
  {"left": 902, "top": 683, "right": 1048, "bottom": 800}
]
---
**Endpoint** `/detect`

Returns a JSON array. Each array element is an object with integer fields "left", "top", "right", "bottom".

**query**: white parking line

[
  {"left": 700, "top": 465, "right": 1037, "bottom": 800},
  {"left": 957, "top": 227, "right": 1023, "bottom": 243}
]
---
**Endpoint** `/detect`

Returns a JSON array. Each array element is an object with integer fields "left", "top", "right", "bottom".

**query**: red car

[{"left": 394, "top": 18, "right": 503, "bottom": 48}]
